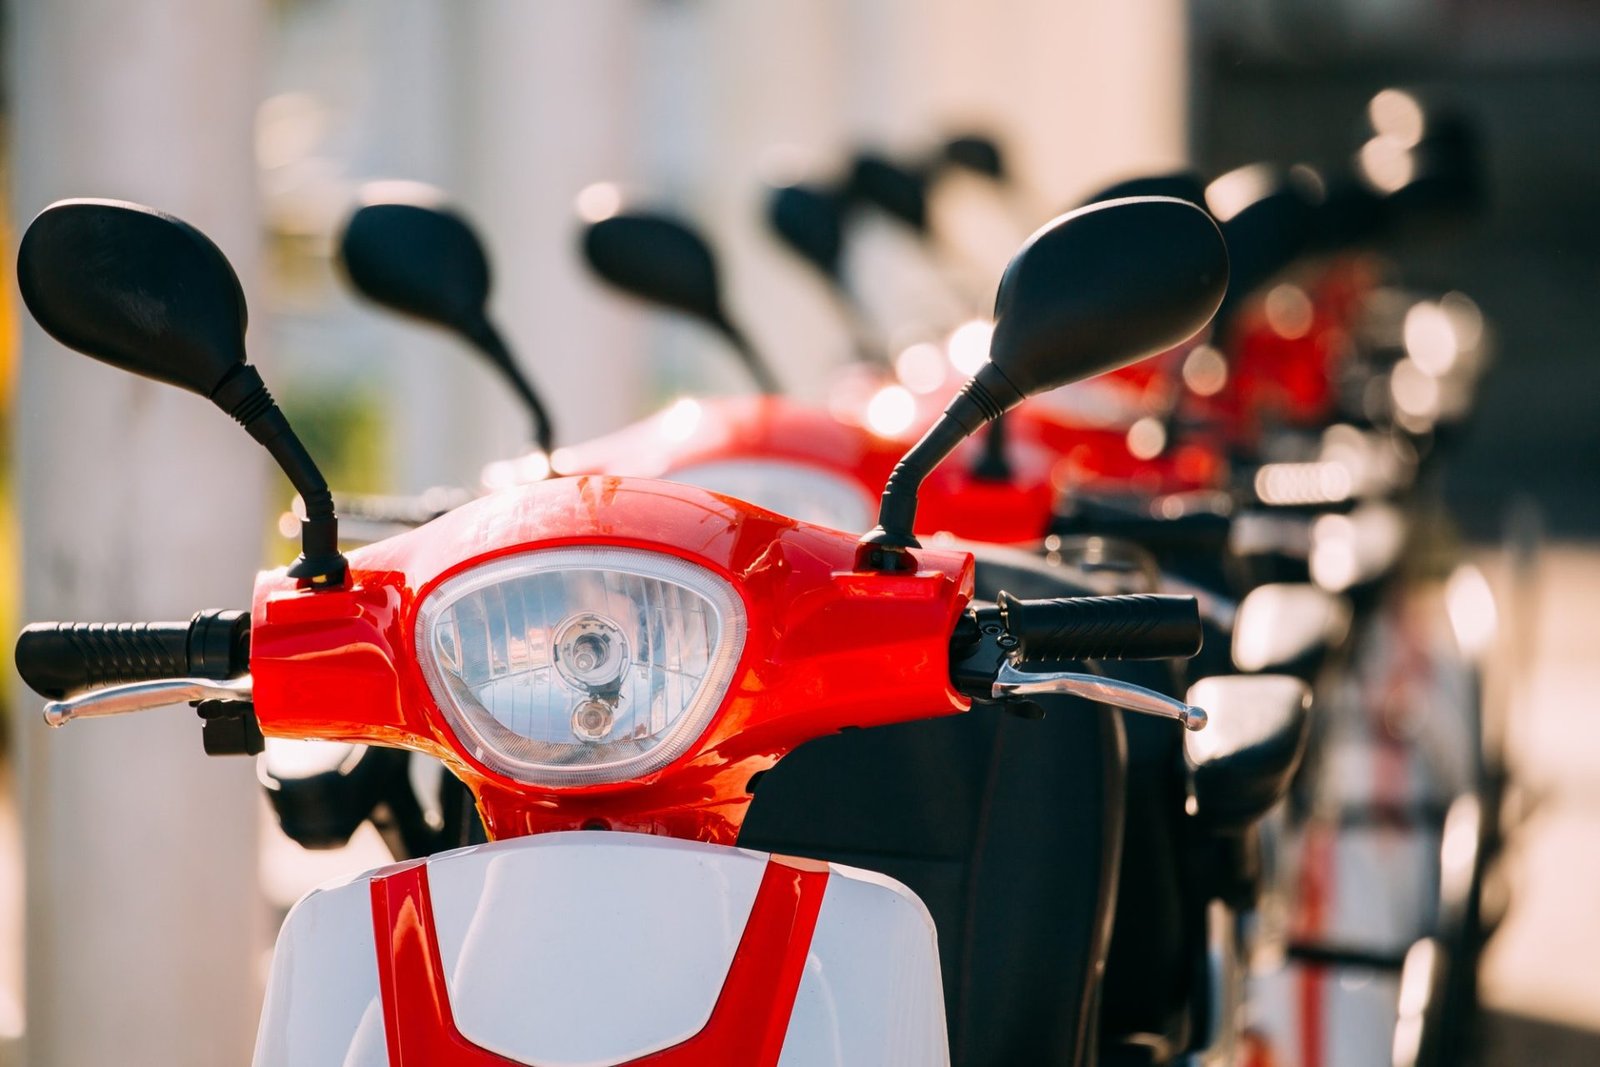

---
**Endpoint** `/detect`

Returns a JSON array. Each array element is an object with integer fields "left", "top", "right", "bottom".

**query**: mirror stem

[
  {"left": 856, "top": 361, "right": 1024, "bottom": 572},
  {"left": 825, "top": 288, "right": 893, "bottom": 370},
  {"left": 971, "top": 413, "right": 1013, "bottom": 481},
  {"left": 211, "top": 365, "right": 348, "bottom": 587},
  {"left": 717, "top": 320, "right": 782, "bottom": 395},
  {"left": 466, "top": 320, "right": 555, "bottom": 455}
]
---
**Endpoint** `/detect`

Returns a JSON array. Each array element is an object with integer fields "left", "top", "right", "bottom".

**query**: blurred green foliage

[{"left": 278, "top": 386, "right": 391, "bottom": 497}]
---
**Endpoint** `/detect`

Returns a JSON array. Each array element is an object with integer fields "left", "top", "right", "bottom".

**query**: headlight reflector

[{"left": 415, "top": 547, "right": 746, "bottom": 786}]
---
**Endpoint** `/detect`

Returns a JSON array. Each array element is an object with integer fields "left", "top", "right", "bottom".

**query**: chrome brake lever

[
  {"left": 993, "top": 662, "right": 1207, "bottom": 731},
  {"left": 43, "top": 676, "right": 253, "bottom": 727}
]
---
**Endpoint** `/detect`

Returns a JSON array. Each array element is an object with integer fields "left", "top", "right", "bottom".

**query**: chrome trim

[
  {"left": 43, "top": 676, "right": 253, "bottom": 727},
  {"left": 992, "top": 662, "right": 1206, "bottom": 730}
]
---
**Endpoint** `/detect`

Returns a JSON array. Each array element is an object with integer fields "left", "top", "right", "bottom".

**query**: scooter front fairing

[{"left": 255, "top": 832, "right": 947, "bottom": 1066}]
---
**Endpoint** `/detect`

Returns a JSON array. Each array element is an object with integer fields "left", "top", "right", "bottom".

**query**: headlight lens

[
  {"left": 669, "top": 460, "right": 875, "bottom": 531},
  {"left": 415, "top": 547, "right": 747, "bottom": 786}
]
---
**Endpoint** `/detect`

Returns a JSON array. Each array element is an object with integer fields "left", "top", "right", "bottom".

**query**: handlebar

[
  {"left": 15, "top": 590, "right": 1203, "bottom": 738},
  {"left": 993, "top": 591, "right": 1202, "bottom": 661},
  {"left": 1051, "top": 494, "right": 1234, "bottom": 556},
  {"left": 15, "top": 610, "right": 250, "bottom": 700},
  {"left": 949, "top": 591, "right": 1205, "bottom": 728}
]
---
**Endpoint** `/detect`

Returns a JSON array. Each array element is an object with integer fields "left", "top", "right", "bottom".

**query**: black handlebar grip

[
  {"left": 997, "top": 593, "right": 1202, "bottom": 661},
  {"left": 15, "top": 610, "right": 250, "bottom": 699}
]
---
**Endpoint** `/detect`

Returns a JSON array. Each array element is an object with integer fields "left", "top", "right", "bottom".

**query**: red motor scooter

[{"left": 15, "top": 194, "right": 1230, "bottom": 1065}]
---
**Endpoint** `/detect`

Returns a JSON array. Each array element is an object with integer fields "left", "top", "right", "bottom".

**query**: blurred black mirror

[
  {"left": 582, "top": 211, "right": 728, "bottom": 331},
  {"left": 988, "top": 196, "right": 1229, "bottom": 396},
  {"left": 17, "top": 198, "right": 247, "bottom": 397},
  {"left": 767, "top": 182, "right": 845, "bottom": 280},
  {"left": 847, "top": 153, "right": 930, "bottom": 232},
  {"left": 1298, "top": 165, "right": 1387, "bottom": 253},
  {"left": 1084, "top": 171, "right": 1207, "bottom": 211},
  {"left": 1206, "top": 164, "right": 1315, "bottom": 320},
  {"left": 1370, "top": 113, "right": 1485, "bottom": 237},
  {"left": 942, "top": 134, "right": 1006, "bottom": 181},
  {"left": 341, "top": 191, "right": 493, "bottom": 343},
  {"left": 582, "top": 208, "right": 780, "bottom": 393},
  {"left": 341, "top": 185, "right": 552, "bottom": 451},
  {"left": 860, "top": 196, "right": 1228, "bottom": 566}
]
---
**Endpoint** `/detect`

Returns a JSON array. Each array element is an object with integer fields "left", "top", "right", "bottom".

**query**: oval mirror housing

[
  {"left": 1205, "top": 164, "right": 1315, "bottom": 315},
  {"left": 341, "top": 184, "right": 553, "bottom": 450},
  {"left": 340, "top": 187, "right": 493, "bottom": 342},
  {"left": 582, "top": 211, "right": 728, "bottom": 329},
  {"left": 16, "top": 198, "right": 347, "bottom": 584},
  {"left": 1084, "top": 171, "right": 1207, "bottom": 211},
  {"left": 847, "top": 153, "right": 929, "bottom": 232},
  {"left": 581, "top": 209, "right": 780, "bottom": 393},
  {"left": 942, "top": 134, "right": 1006, "bottom": 181},
  {"left": 1302, "top": 167, "right": 1387, "bottom": 253},
  {"left": 859, "top": 195, "right": 1228, "bottom": 565},
  {"left": 988, "top": 195, "right": 1229, "bottom": 397},
  {"left": 1376, "top": 114, "right": 1485, "bottom": 237},
  {"left": 17, "top": 198, "right": 247, "bottom": 397},
  {"left": 768, "top": 182, "right": 845, "bottom": 279}
]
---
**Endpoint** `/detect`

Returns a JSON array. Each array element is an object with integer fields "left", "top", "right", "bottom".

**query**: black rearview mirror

[
  {"left": 1205, "top": 164, "right": 1315, "bottom": 321},
  {"left": 942, "top": 135, "right": 1006, "bottom": 181},
  {"left": 767, "top": 182, "right": 845, "bottom": 280},
  {"left": 581, "top": 209, "right": 780, "bottom": 393},
  {"left": 987, "top": 196, "right": 1230, "bottom": 396},
  {"left": 16, "top": 198, "right": 346, "bottom": 585},
  {"left": 581, "top": 211, "right": 727, "bottom": 327},
  {"left": 340, "top": 190, "right": 491, "bottom": 342},
  {"left": 340, "top": 185, "right": 553, "bottom": 452},
  {"left": 1084, "top": 171, "right": 1207, "bottom": 211},
  {"left": 17, "top": 198, "right": 248, "bottom": 397},
  {"left": 860, "top": 196, "right": 1229, "bottom": 568},
  {"left": 847, "top": 153, "right": 930, "bottom": 232}
]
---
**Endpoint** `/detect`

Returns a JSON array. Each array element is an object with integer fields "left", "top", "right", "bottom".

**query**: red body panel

[
  {"left": 369, "top": 854, "right": 830, "bottom": 1066},
  {"left": 251, "top": 476, "right": 974, "bottom": 843},
  {"left": 553, "top": 395, "right": 1060, "bottom": 544},
  {"left": 1206, "top": 256, "right": 1383, "bottom": 445},
  {"left": 553, "top": 380, "right": 1224, "bottom": 551}
]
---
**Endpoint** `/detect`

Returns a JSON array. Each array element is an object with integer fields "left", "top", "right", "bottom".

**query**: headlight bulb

[
  {"left": 554, "top": 613, "right": 630, "bottom": 692},
  {"left": 571, "top": 699, "right": 616, "bottom": 742}
]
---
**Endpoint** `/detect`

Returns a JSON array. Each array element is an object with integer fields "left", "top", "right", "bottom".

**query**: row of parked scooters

[{"left": 13, "top": 89, "right": 1500, "bottom": 1065}]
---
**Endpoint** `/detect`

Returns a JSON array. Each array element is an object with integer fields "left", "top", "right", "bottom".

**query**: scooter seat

[
  {"left": 1231, "top": 582, "right": 1350, "bottom": 677},
  {"left": 1184, "top": 674, "right": 1312, "bottom": 832}
]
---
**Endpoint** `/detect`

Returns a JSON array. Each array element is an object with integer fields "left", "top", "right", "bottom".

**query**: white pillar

[
  {"left": 638, "top": 0, "right": 858, "bottom": 400},
  {"left": 885, "top": 0, "right": 1191, "bottom": 208},
  {"left": 8, "top": 2, "right": 267, "bottom": 1063},
  {"left": 349, "top": 0, "right": 482, "bottom": 493},
  {"left": 446, "top": 1, "right": 647, "bottom": 454}
]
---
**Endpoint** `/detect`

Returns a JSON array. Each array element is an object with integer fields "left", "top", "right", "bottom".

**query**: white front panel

[
  {"left": 779, "top": 865, "right": 949, "bottom": 1067},
  {"left": 1247, "top": 960, "right": 1400, "bottom": 1067},
  {"left": 252, "top": 873, "right": 389, "bottom": 1067},
  {"left": 252, "top": 833, "right": 950, "bottom": 1066},
  {"left": 429, "top": 833, "right": 767, "bottom": 1066}
]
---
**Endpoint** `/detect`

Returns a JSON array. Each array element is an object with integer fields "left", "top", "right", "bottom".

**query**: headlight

[
  {"left": 415, "top": 547, "right": 747, "bottom": 787},
  {"left": 669, "top": 460, "right": 875, "bottom": 531}
]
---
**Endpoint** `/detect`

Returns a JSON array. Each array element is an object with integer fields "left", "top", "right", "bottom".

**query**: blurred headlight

[
  {"left": 669, "top": 460, "right": 875, "bottom": 531},
  {"left": 415, "top": 547, "right": 747, "bottom": 787}
]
